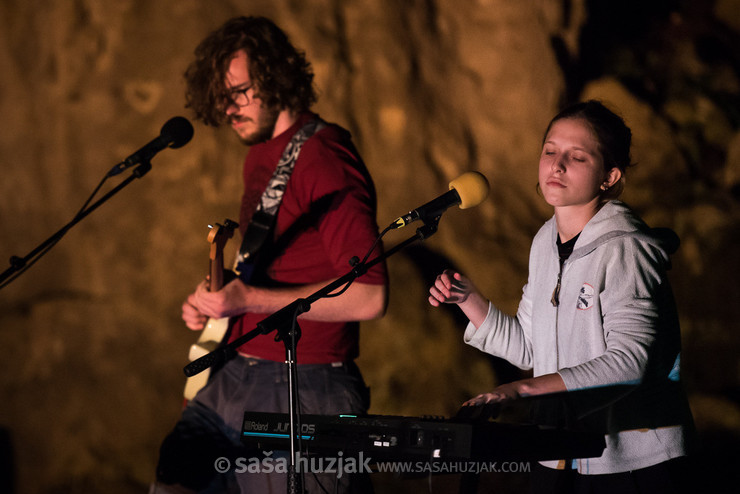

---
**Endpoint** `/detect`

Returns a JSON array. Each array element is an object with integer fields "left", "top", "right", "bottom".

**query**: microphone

[
  {"left": 108, "top": 116, "right": 194, "bottom": 176},
  {"left": 392, "top": 171, "right": 490, "bottom": 228}
]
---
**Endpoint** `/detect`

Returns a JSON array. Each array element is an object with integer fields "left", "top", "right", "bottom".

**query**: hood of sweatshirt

[{"left": 547, "top": 201, "right": 679, "bottom": 266}]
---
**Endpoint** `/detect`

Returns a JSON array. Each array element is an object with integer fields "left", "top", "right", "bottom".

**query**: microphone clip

[
  {"left": 107, "top": 158, "right": 153, "bottom": 178},
  {"left": 416, "top": 220, "right": 439, "bottom": 239}
]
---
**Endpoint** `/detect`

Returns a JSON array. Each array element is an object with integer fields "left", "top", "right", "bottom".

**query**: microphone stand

[
  {"left": 0, "top": 160, "right": 153, "bottom": 288},
  {"left": 183, "top": 218, "right": 441, "bottom": 494}
]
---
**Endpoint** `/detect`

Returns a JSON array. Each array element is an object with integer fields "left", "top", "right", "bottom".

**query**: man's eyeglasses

[{"left": 224, "top": 85, "right": 253, "bottom": 107}]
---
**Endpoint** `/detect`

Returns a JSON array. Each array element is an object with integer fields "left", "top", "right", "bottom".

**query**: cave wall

[{"left": 1, "top": 0, "right": 739, "bottom": 492}]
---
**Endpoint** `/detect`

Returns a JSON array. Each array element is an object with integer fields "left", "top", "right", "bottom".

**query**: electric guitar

[{"left": 183, "top": 219, "right": 239, "bottom": 401}]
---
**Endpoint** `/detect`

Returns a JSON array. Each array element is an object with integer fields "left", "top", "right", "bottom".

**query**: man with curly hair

[{"left": 153, "top": 16, "right": 388, "bottom": 493}]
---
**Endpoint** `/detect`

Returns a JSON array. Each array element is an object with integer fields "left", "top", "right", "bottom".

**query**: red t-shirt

[{"left": 229, "top": 113, "right": 387, "bottom": 363}]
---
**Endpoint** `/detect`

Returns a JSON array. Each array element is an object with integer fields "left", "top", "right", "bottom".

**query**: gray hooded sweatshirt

[{"left": 464, "top": 201, "right": 692, "bottom": 474}]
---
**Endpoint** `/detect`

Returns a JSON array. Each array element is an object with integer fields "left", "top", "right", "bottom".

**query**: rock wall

[{"left": 1, "top": 0, "right": 739, "bottom": 492}]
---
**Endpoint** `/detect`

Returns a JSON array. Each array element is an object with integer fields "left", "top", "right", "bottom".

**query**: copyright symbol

[{"left": 214, "top": 457, "right": 231, "bottom": 473}]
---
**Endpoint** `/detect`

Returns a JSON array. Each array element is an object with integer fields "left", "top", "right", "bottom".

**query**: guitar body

[
  {"left": 183, "top": 219, "right": 239, "bottom": 401},
  {"left": 183, "top": 316, "right": 231, "bottom": 400}
]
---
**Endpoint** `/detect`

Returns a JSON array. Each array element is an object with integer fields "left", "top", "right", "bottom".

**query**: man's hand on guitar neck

[{"left": 181, "top": 276, "right": 387, "bottom": 330}]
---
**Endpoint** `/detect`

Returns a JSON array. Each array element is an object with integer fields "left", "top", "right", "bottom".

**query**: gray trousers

[{"left": 153, "top": 356, "right": 371, "bottom": 494}]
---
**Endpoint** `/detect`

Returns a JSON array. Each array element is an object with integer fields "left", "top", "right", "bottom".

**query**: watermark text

[{"left": 214, "top": 452, "right": 530, "bottom": 478}]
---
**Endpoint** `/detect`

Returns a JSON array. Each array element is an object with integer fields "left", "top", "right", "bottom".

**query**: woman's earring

[{"left": 600, "top": 183, "right": 609, "bottom": 191}]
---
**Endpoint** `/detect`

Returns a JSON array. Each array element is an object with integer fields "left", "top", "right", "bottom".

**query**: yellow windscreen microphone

[{"left": 392, "top": 171, "right": 490, "bottom": 228}]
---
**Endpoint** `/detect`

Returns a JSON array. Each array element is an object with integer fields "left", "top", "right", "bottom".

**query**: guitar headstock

[{"left": 207, "top": 219, "right": 239, "bottom": 260}]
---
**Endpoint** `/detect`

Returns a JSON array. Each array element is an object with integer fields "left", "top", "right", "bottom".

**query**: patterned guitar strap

[{"left": 234, "top": 117, "right": 327, "bottom": 281}]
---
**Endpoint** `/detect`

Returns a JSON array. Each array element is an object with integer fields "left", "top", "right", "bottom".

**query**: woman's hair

[
  {"left": 543, "top": 100, "right": 634, "bottom": 200},
  {"left": 184, "top": 16, "right": 317, "bottom": 126}
]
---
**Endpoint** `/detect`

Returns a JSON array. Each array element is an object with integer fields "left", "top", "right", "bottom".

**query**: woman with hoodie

[{"left": 429, "top": 100, "right": 694, "bottom": 494}]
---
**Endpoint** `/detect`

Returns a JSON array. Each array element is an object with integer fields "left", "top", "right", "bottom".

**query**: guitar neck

[{"left": 209, "top": 254, "right": 225, "bottom": 292}]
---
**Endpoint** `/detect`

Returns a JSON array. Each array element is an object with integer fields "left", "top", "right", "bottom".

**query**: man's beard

[{"left": 231, "top": 105, "right": 281, "bottom": 146}]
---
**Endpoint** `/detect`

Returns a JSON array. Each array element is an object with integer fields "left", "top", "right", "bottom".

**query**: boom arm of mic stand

[
  {"left": 0, "top": 160, "right": 153, "bottom": 288},
  {"left": 182, "top": 221, "right": 439, "bottom": 378}
]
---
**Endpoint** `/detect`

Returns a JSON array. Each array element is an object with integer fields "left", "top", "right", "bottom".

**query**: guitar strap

[{"left": 234, "top": 117, "right": 327, "bottom": 280}]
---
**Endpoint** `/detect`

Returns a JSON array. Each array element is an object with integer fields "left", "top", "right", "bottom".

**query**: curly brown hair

[{"left": 184, "top": 16, "right": 317, "bottom": 126}]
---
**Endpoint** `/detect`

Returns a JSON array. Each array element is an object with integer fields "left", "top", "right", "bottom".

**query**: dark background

[{"left": 1, "top": 0, "right": 739, "bottom": 492}]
